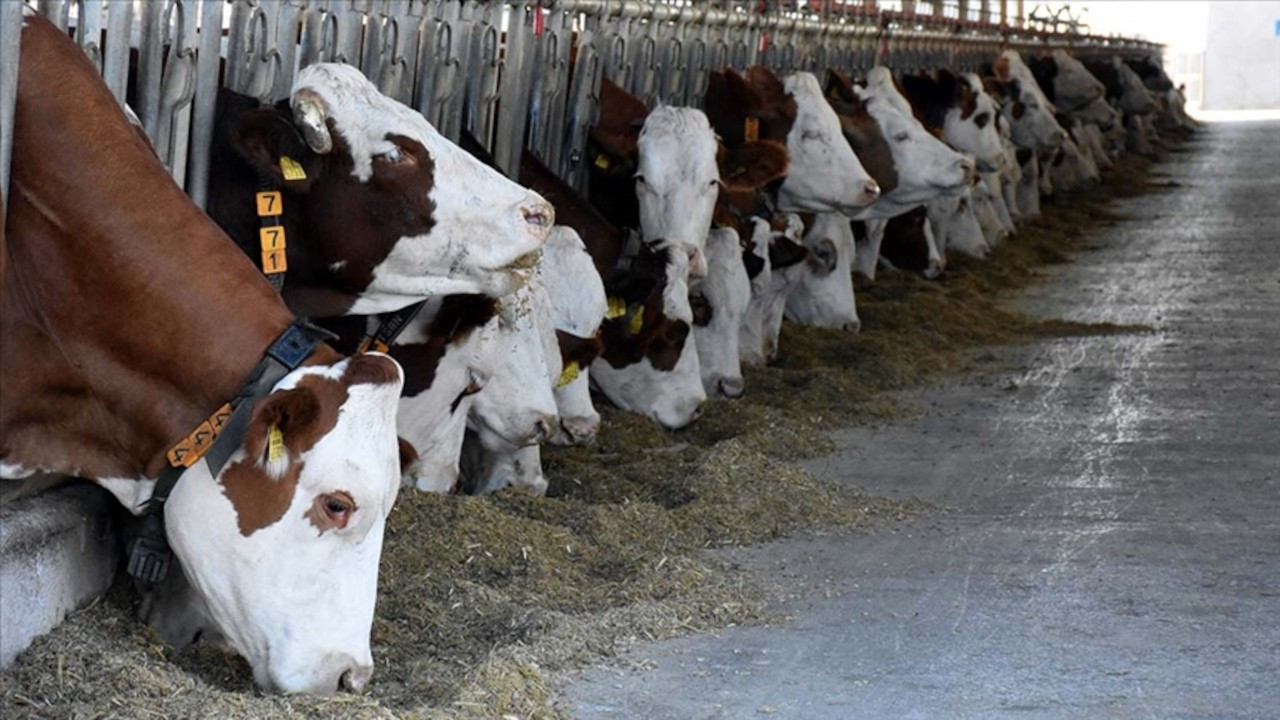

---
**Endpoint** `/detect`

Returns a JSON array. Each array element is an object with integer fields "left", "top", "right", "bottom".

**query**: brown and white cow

[
  {"left": 986, "top": 51, "right": 1068, "bottom": 151},
  {"left": 208, "top": 68, "right": 554, "bottom": 318},
  {"left": 1, "top": 16, "right": 404, "bottom": 694}
]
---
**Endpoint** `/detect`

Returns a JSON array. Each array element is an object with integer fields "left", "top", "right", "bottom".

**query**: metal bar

[
  {"left": 101, "top": 0, "right": 132, "bottom": 104},
  {"left": 188, "top": 0, "right": 224, "bottom": 208},
  {"left": 0, "top": 0, "right": 22, "bottom": 221}
]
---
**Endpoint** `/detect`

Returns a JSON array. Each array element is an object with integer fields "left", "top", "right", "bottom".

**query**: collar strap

[
  {"left": 125, "top": 320, "right": 329, "bottom": 584},
  {"left": 358, "top": 300, "right": 428, "bottom": 354},
  {"left": 614, "top": 228, "right": 644, "bottom": 273}
]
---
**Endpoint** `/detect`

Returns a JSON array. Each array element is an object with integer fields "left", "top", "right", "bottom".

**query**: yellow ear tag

[
  {"left": 594, "top": 153, "right": 612, "bottom": 170},
  {"left": 606, "top": 297, "right": 627, "bottom": 319},
  {"left": 267, "top": 425, "right": 285, "bottom": 463},
  {"left": 628, "top": 305, "right": 645, "bottom": 335},
  {"left": 744, "top": 116, "right": 760, "bottom": 143},
  {"left": 279, "top": 155, "right": 307, "bottom": 181},
  {"left": 555, "top": 360, "right": 581, "bottom": 389}
]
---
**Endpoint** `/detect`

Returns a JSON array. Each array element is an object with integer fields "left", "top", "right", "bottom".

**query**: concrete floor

[{"left": 558, "top": 122, "right": 1280, "bottom": 719}]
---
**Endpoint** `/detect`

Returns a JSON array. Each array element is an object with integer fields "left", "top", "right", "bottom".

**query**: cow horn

[{"left": 292, "top": 88, "right": 333, "bottom": 155}]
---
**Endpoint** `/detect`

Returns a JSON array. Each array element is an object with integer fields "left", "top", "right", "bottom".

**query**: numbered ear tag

[
  {"left": 555, "top": 361, "right": 581, "bottom": 389},
  {"left": 595, "top": 153, "right": 612, "bottom": 170},
  {"left": 628, "top": 305, "right": 645, "bottom": 335},
  {"left": 255, "top": 191, "right": 282, "bottom": 217},
  {"left": 279, "top": 155, "right": 307, "bottom": 181},
  {"left": 267, "top": 425, "right": 285, "bottom": 463},
  {"left": 606, "top": 297, "right": 627, "bottom": 319},
  {"left": 744, "top": 116, "right": 760, "bottom": 143}
]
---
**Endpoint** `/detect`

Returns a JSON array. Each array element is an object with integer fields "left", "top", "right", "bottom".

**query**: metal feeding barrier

[{"left": 0, "top": 0, "right": 1161, "bottom": 220}]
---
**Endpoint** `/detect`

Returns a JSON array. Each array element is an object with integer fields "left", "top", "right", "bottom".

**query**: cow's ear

[
  {"left": 768, "top": 235, "right": 810, "bottom": 270},
  {"left": 745, "top": 65, "right": 786, "bottom": 103},
  {"left": 243, "top": 385, "right": 326, "bottom": 478},
  {"left": 718, "top": 140, "right": 789, "bottom": 192},
  {"left": 587, "top": 127, "right": 636, "bottom": 166},
  {"left": 230, "top": 109, "right": 320, "bottom": 192},
  {"left": 826, "top": 68, "right": 856, "bottom": 102}
]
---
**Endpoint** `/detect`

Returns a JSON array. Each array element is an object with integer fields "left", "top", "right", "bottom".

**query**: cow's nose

[
  {"left": 339, "top": 663, "right": 373, "bottom": 694},
  {"left": 533, "top": 415, "right": 557, "bottom": 443},
  {"left": 521, "top": 201, "right": 555, "bottom": 237},
  {"left": 559, "top": 416, "right": 599, "bottom": 445},
  {"left": 842, "top": 319, "right": 862, "bottom": 334},
  {"left": 856, "top": 179, "right": 880, "bottom": 204},
  {"left": 690, "top": 401, "right": 705, "bottom": 422},
  {"left": 717, "top": 377, "right": 745, "bottom": 398},
  {"left": 957, "top": 156, "right": 976, "bottom": 179}
]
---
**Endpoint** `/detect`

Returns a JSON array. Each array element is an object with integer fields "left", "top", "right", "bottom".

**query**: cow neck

[{"left": 0, "top": 17, "right": 337, "bottom": 482}]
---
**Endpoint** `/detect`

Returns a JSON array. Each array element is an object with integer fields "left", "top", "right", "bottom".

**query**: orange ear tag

[
  {"left": 595, "top": 153, "right": 612, "bottom": 170},
  {"left": 744, "top": 116, "right": 760, "bottom": 143},
  {"left": 255, "top": 191, "right": 282, "bottom": 217},
  {"left": 555, "top": 361, "right": 581, "bottom": 389},
  {"left": 628, "top": 305, "right": 645, "bottom": 335},
  {"left": 606, "top": 297, "right": 627, "bottom": 319}
]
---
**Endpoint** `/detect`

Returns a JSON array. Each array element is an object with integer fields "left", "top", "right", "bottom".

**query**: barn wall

[{"left": 1203, "top": 1, "right": 1280, "bottom": 110}]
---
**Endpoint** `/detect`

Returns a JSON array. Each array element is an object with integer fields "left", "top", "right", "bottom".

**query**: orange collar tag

[
  {"left": 744, "top": 116, "right": 760, "bottom": 143},
  {"left": 259, "top": 226, "right": 288, "bottom": 274},
  {"left": 255, "top": 191, "right": 282, "bottom": 217},
  {"left": 166, "top": 403, "right": 233, "bottom": 468}
]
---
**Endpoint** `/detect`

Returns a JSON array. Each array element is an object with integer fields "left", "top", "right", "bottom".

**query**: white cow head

[
  {"left": 460, "top": 440, "right": 547, "bottom": 496},
  {"left": 777, "top": 72, "right": 881, "bottom": 213},
  {"left": 468, "top": 281, "right": 560, "bottom": 449},
  {"left": 741, "top": 215, "right": 810, "bottom": 364},
  {"left": 1071, "top": 95, "right": 1122, "bottom": 130},
  {"left": 164, "top": 354, "right": 404, "bottom": 694},
  {"left": 388, "top": 296, "right": 496, "bottom": 494},
  {"left": 692, "top": 227, "right": 751, "bottom": 398},
  {"left": 988, "top": 51, "right": 1067, "bottom": 151},
  {"left": 539, "top": 227, "right": 607, "bottom": 445},
  {"left": 929, "top": 189, "right": 989, "bottom": 259},
  {"left": 635, "top": 107, "right": 719, "bottom": 277},
  {"left": 1113, "top": 57, "right": 1158, "bottom": 115},
  {"left": 898, "top": 69, "right": 1006, "bottom": 173},
  {"left": 266, "top": 64, "right": 554, "bottom": 312},
  {"left": 1046, "top": 49, "right": 1107, "bottom": 112},
  {"left": 785, "top": 212, "right": 861, "bottom": 333},
  {"left": 592, "top": 242, "right": 706, "bottom": 429},
  {"left": 852, "top": 67, "right": 973, "bottom": 216},
  {"left": 970, "top": 176, "right": 1010, "bottom": 247}
]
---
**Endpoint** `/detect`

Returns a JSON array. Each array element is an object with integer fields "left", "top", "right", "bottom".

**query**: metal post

[
  {"left": 188, "top": 0, "right": 225, "bottom": 208},
  {"left": 0, "top": 0, "right": 22, "bottom": 222}
]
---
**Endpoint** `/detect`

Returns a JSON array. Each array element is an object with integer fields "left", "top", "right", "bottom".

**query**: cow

[
  {"left": 740, "top": 216, "right": 812, "bottom": 365},
  {"left": 875, "top": 206, "right": 937, "bottom": 276},
  {"left": 1, "top": 16, "right": 405, "bottom": 694},
  {"left": 829, "top": 68, "right": 973, "bottom": 221},
  {"left": 459, "top": 280, "right": 561, "bottom": 495},
  {"left": 377, "top": 295, "right": 496, "bottom": 494},
  {"left": 985, "top": 50, "right": 1068, "bottom": 151},
  {"left": 785, "top": 212, "right": 862, "bottom": 333},
  {"left": 508, "top": 138, "right": 706, "bottom": 430},
  {"left": 704, "top": 67, "right": 878, "bottom": 214},
  {"left": 1084, "top": 56, "right": 1158, "bottom": 117},
  {"left": 692, "top": 227, "right": 752, "bottom": 398},
  {"left": 540, "top": 227, "right": 608, "bottom": 445},
  {"left": 898, "top": 69, "right": 1007, "bottom": 173},
  {"left": 590, "top": 241, "right": 706, "bottom": 428},
  {"left": 1028, "top": 49, "right": 1107, "bottom": 117},
  {"left": 207, "top": 67, "right": 554, "bottom": 318},
  {"left": 927, "top": 189, "right": 988, "bottom": 259}
]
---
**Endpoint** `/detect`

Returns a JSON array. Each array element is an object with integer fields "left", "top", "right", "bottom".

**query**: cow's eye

[
  {"left": 802, "top": 130, "right": 823, "bottom": 141},
  {"left": 893, "top": 132, "right": 910, "bottom": 142},
  {"left": 634, "top": 174, "right": 646, "bottom": 184},
  {"left": 377, "top": 146, "right": 408, "bottom": 165},
  {"left": 316, "top": 491, "right": 355, "bottom": 529},
  {"left": 975, "top": 112, "right": 990, "bottom": 128}
]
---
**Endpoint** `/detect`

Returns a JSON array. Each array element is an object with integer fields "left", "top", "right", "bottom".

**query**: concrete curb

[{"left": 0, "top": 483, "right": 119, "bottom": 668}]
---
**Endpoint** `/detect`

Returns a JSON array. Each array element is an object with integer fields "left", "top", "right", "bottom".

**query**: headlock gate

[{"left": 0, "top": 0, "right": 1161, "bottom": 221}]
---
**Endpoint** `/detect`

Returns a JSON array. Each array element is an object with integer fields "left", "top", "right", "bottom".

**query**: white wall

[{"left": 1203, "top": 2, "right": 1280, "bottom": 110}]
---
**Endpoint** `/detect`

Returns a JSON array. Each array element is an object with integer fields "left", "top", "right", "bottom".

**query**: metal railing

[{"left": 0, "top": 0, "right": 1162, "bottom": 219}]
